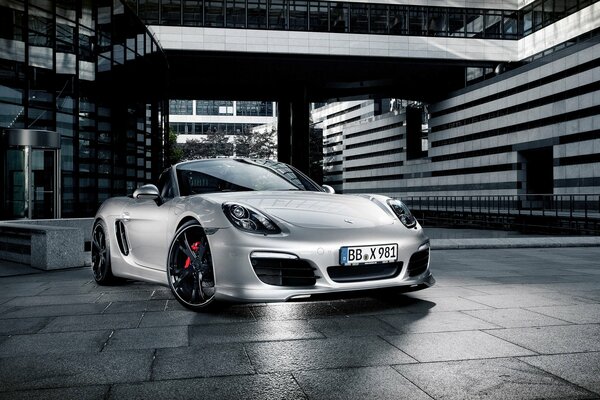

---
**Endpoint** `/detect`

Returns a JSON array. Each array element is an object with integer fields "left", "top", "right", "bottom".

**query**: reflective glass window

[
  {"left": 226, "top": 0, "right": 246, "bottom": 28},
  {"left": 448, "top": 10, "right": 465, "bottom": 37},
  {"left": 330, "top": 2, "right": 348, "bottom": 33},
  {"left": 533, "top": 2, "right": 543, "bottom": 29},
  {"left": 205, "top": 0, "right": 225, "bottom": 27},
  {"left": 465, "top": 10, "right": 483, "bottom": 37},
  {"left": 370, "top": 4, "right": 387, "bottom": 34},
  {"left": 247, "top": 0, "right": 267, "bottom": 28},
  {"left": 349, "top": 3, "right": 368, "bottom": 33},
  {"left": 388, "top": 5, "right": 407, "bottom": 35},
  {"left": 139, "top": 0, "right": 160, "bottom": 24},
  {"left": 28, "top": 13, "right": 54, "bottom": 47},
  {"left": 78, "top": 26, "right": 94, "bottom": 61},
  {"left": 408, "top": 7, "right": 426, "bottom": 35},
  {"left": 521, "top": 6, "right": 532, "bottom": 35},
  {"left": 183, "top": 0, "right": 203, "bottom": 25},
  {"left": 0, "top": 6, "right": 25, "bottom": 41},
  {"left": 309, "top": 1, "right": 328, "bottom": 32},
  {"left": 162, "top": 0, "right": 182, "bottom": 25},
  {"left": 170, "top": 99, "right": 193, "bottom": 114},
  {"left": 427, "top": 8, "right": 447, "bottom": 36},
  {"left": 289, "top": 0, "right": 308, "bottom": 31},
  {"left": 503, "top": 11, "right": 517, "bottom": 39},
  {"left": 484, "top": 10, "right": 502, "bottom": 38},
  {"left": 268, "top": 0, "right": 286, "bottom": 29}
]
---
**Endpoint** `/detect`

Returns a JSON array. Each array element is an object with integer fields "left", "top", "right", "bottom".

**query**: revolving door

[{"left": 2, "top": 129, "right": 61, "bottom": 219}]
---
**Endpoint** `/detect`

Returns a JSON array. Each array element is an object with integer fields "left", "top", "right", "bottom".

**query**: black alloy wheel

[
  {"left": 91, "top": 220, "right": 117, "bottom": 284},
  {"left": 167, "top": 220, "right": 216, "bottom": 310}
]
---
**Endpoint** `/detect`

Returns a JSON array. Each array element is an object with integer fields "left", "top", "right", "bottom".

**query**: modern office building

[
  {"left": 2, "top": 0, "right": 599, "bottom": 220},
  {"left": 0, "top": 0, "right": 168, "bottom": 219},
  {"left": 169, "top": 99, "right": 276, "bottom": 143}
]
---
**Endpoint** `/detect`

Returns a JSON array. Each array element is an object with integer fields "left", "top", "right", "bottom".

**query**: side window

[{"left": 157, "top": 171, "right": 175, "bottom": 201}]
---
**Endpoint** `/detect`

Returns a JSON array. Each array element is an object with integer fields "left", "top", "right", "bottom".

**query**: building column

[
  {"left": 277, "top": 101, "right": 291, "bottom": 165},
  {"left": 277, "top": 87, "right": 310, "bottom": 175},
  {"left": 290, "top": 94, "right": 310, "bottom": 175}
]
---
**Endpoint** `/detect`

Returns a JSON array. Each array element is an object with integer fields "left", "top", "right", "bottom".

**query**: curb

[{"left": 431, "top": 237, "right": 600, "bottom": 250}]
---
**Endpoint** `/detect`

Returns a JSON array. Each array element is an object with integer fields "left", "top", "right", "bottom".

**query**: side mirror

[
  {"left": 133, "top": 184, "right": 160, "bottom": 200},
  {"left": 322, "top": 184, "right": 335, "bottom": 194}
]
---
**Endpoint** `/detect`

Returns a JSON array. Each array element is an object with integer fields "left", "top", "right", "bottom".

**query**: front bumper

[{"left": 207, "top": 223, "right": 435, "bottom": 302}]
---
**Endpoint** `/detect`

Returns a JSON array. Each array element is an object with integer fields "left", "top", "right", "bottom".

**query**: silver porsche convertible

[{"left": 92, "top": 158, "right": 434, "bottom": 310}]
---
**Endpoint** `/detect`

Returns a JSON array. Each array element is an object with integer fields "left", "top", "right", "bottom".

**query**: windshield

[{"left": 176, "top": 159, "right": 321, "bottom": 196}]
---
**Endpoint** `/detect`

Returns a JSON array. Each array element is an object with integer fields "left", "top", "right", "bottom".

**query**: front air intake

[
  {"left": 251, "top": 257, "right": 318, "bottom": 287},
  {"left": 407, "top": 249, "right": 429, "bottom": 277}
]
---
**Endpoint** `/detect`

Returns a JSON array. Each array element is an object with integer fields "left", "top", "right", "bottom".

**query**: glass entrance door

[
  {"left": 31, "top": 149, "right": 57, "bottom": 219},
  {"left": 2, "top": 147, "right": 60, "bottom": 219},
  {"left": 4, "top": 148, "right": 27, "bottom": 218}
]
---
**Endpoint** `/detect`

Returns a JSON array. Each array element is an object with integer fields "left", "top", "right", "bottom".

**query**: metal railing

[{"left": 403, "top": 194, "right": 600, "bottom": 233}]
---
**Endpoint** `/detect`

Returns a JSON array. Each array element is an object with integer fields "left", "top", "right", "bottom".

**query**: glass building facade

[
  {"left": 124, "top": 0, "right": 596, "bottom": 40},
  {"left": 169, "top": 99, "right": 276, "bottom": 135},
  {"left": 0, "top": 0, "right": 169, "bottom": 219}
]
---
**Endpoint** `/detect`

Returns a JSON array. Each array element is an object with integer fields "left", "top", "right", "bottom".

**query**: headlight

[
  {"left": 222, "top": 203, "right": 281, "bottom": 234},
  {"left": 387, "top": 199, "right": 417, "bottom": 228}
]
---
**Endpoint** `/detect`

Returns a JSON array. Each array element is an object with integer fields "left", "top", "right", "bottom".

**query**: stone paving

[{"left": 0, "top": 246, "right": 599, "bottom": 399}]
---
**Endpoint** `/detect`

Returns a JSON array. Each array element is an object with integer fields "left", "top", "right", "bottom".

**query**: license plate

[{"left": 339, "top": 244, "right": 398, "bottom": 266}]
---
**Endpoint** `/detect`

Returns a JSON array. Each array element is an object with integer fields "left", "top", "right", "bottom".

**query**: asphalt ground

[{"left": 0, "top": 240, "right": 599, "bottom": 399}]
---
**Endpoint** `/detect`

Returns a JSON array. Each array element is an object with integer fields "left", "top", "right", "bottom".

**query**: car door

[
  {"left": 123, "top": 171, "right": 177, "bottom": 270},
  {"left": 123, "top": 197, "right": 171, "bottom": 270}
]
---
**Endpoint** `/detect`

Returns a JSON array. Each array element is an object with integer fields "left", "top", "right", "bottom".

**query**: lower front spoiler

[{"left": 213, "top": 271, "right": 435, "bottom": 303}]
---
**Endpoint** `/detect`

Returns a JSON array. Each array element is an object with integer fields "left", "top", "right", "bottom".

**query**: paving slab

[
  {"left": 250, "top": 302, "right": 342, "bottom": 320},
  {"left": 519, "top": 352, "right": 600, "bottom": 395},
  {"left": 103, "top": 299, "right": 168, "bottom": 313},
  {"left": 2, "top": 293, "right": 102, "bottom": 307},
  {"left": 0, "top": 385, "right": 109, "bottom": 400},
  {"left": 462, "top": 292, "right": 585, "bottom": 309},
  {"left": 293, "top": 366, "right": 431, "bottom": 400},
  {"left": 188, "top": 320, "right": 324, "bottom": 345},
  {"left": 245, "top": 336, "right": 416, "bottom": 373},
  {"left": 379, "top": 311, "right": 501, "bottom": 333},
  {"left": 104, "top": 326, "right": 188, "bottom": 351},
  {"left": 0, "top": 317, "right": 50, "bottom": 335},
  {"left": 139, "top": 308, "right": 255, "bottom": 327},
  {"left": 486, "top": 324, "right": 600, "bottom": 354},
  {"left": 526, "top": 304, "right": 600, "bottom": 324},
  {"left": 307, "top": 315, "right": 401, "bottom": 337},
  {"left": 384, "top": 330, "right": 535, "bottom": 362},
  {"left": 462, "top": 308, "right": 571, "bottom": 328},
  {"left": 0, "top": 349, "right": 153, "bottom": 391},
  {"left": 0, "top": 303, "right": 108, "bottom": 319},
  {"left": 109, "top": 373, "right": 306, "bottom": 400},
  {"left": 393, "top": 358, "right": 596, "bottom": 400},
  {"left": 39, "top": 312, "right": 143, "bottom": 333},
  {"left": 0, "top": 330, "right": 110, "bottom": 356},
  {"left": 152, "top": 343, "right": 254, "bottom": 380}
]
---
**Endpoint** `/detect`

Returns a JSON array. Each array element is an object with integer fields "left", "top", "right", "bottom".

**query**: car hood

[{"left": 199, "top": 191, "right": 396, "bottom": 229}]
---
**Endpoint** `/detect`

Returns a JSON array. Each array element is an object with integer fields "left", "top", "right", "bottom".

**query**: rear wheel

[
  {"left": 167, "top": 220, "right": 216, "bottom": 311},
  {"left": 91, "top": 220, "right": 117, "bottom": 285}
]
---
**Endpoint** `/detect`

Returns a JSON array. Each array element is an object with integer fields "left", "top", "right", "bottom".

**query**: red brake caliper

[{"left": 184, "top": 242, "right": 202, "bottom": 269}]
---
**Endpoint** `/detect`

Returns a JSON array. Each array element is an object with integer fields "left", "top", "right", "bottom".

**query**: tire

[
  {"left": 91, "top": 220, "right": 118, "bottom": 285},
  {"left": 167, "top": 220, "right": 217, "bottom": 311}
]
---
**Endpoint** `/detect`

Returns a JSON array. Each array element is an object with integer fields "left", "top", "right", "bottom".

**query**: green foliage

[{"left": 168, "top": 129, "right": 183, "bottom": 165}]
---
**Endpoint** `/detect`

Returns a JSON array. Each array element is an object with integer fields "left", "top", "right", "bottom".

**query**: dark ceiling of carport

[{"left": 164, "top": 50, "right": 495, "bottom": 102}]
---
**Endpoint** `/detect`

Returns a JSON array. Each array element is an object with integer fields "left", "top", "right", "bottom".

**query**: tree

[
  {"left": 167, "top": 128, "right": 183, "bottom": 165},
  {"left": 234, "top": 128, "right": 277, "bottom": 159}
]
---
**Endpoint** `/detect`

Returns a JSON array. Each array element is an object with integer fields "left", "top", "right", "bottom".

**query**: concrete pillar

[
  {"left": 291, "top": 96, "right": 310, "bottom": 175},
  {"left": 277, "top": 101, "right": 291, "bottom": 165}
]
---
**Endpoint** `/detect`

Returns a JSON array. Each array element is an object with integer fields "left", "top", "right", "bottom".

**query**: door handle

[{"left": 121, "top": 212, "right": 130, "bottom": 221}]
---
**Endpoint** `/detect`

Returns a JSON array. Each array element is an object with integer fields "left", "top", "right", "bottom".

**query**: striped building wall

[
  {"left": 426, "top": 39, "right": 600, "bottom": 197},
  {"left": 318, "top": 38, "right": 600, "bottom": 198}
]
